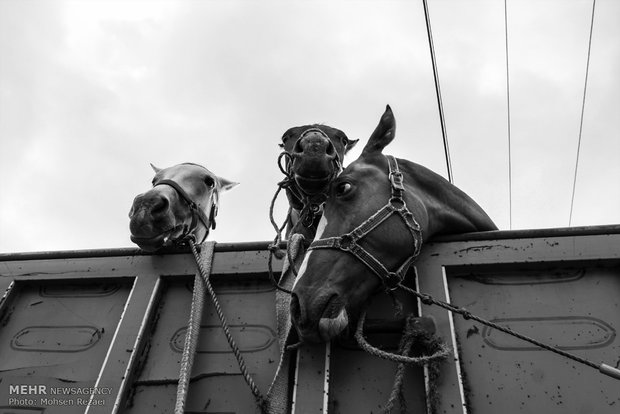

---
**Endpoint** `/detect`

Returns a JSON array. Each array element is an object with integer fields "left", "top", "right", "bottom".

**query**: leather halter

[
  {"left": 307, "top": 155, "right": 422, "bottom": 290},
  {"left": 153, "top": 178, "right": 218, "bottom": 244}
]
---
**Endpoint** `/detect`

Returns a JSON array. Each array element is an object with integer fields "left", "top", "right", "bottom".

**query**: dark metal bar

[{"left": 2, "top": 225, "right": 620, "bottom": 262}]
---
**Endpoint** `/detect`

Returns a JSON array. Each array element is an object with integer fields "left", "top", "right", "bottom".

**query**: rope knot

[
  {"left": 419, "top": 293, "right": 434, "bottom": 306},
  {"left": 267, "top": 243, "right": 285, "bottom": 260}
]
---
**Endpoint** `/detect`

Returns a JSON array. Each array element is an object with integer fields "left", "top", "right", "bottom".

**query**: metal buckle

[
  {"left": 174, "top": 232, "right": 196, "bottom": 247},
  {"left": 389, "top": 171, "right": 404, "bottom": 191}
]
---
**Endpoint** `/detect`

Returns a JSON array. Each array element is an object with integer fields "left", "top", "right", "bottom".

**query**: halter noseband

[
  {"left": 153, "top": 178, "right": 218, "bottom": 244},
  {"left": 307, "top": 155, "right": 422, "bottom": 291}
]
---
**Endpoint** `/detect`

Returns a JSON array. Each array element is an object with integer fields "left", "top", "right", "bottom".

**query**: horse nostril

[
  {"left": 150, "top": 195, "right": 170, "bottom": 216},
  {"left": 325, "top": 140, "right": 336, "bottom": 158},
  {"left": 292, "top": 137, "right": 304, "bottom": 155}
]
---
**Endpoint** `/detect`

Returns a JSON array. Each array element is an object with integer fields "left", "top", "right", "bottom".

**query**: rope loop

[
  {"left": 353, "top": 307, "right": 450, "bottom": 414},
  {"left": 355, "top": 309, "right": 451, "bottom": 366},
  {"left": 277, "top": 151, "right": 293, "bottom": 177}
]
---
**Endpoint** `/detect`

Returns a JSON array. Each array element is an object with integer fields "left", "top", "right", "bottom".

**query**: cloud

[{"left": 1, "top": 0, "right": 618, "bottom": 252}]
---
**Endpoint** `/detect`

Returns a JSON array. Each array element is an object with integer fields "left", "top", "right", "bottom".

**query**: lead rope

[
  {"left": 267, "top": 174, "right": 310, "bottom": 295},
  {"left": 355, "top": 308, "right": 451, "bottom": 414},
  {"left": 176, "top": 239, "right": 268, "bottom": 414},
  {"left": 396, "top": 283, "right": 620, "bottom": 381},
  {"left": 174, "top": 241, "right": 212, "bottom": 414},
  {"left": 382, "top": 316, "right": 423, "bottom": 414},
  {"left": 175, "top": 241, "right": 214, "bottom": 414}
]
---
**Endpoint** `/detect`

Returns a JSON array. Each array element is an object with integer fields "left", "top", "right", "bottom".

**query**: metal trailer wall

[{"left": 1, "top": 226, "right": 619, "bottom": 414}]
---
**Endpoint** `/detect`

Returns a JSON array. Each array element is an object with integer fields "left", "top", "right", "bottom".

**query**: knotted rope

[
  {"left": 265, "top": 232, "right": 306, "bottom": 414},
  {"left": 381, "top": 315, "right": 416, "bottom": 414},
  {"left": 355, "top": 307, "right": 451, "bottom": 414},
  {"left": 176, "top": 240, "right": 268, "bottom": 414},
  {"left": 267, "top": 175, "right": 312, "bottom": 295},
  {"left": 355, "top": 310, "right": 451, "bottom": 366},
  {"left": 396, "top": 283, "right": 620, "bottom": 381}
]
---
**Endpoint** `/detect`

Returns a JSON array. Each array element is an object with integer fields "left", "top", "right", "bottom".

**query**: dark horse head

[
  {"left": 129, "top": 163, "right": 238, "bottom": 251},
  {"left": 290, "top": 106, "right": 498, "bottom": 343},
  {"left": 279, "top": 124, "right": 358, "bottom": 237}
]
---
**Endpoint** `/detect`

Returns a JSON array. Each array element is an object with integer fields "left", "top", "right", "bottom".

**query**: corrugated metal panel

[
  {"left": 0, "top": 226, "right": 619, "bottom": 413},
  {"left": 417, "top": 230, "right": 620, "bottom": 414}
]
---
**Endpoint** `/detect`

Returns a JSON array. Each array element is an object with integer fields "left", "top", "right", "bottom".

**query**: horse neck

[{"left": 401, "top": 160, "right": 497, "bottom": 239}]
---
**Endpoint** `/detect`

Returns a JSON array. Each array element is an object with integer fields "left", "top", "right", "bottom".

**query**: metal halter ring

[
  {"left": 389, "top": 197, "right": 407, "bottom": 211},
  {"left": 338, "top": 234, "right": 355, "bottom": 251}
]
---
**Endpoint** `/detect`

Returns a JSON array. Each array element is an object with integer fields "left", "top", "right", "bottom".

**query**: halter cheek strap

[
  {"left": 154, "top": 179, "right": 217, "bottom": 244},
  {"left": 307, "top": 155, "right": 423, "bottom": 291}
]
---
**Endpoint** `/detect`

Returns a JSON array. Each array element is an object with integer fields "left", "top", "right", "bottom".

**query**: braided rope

[
  {"left": 397, "top": 284, "right": 620, "bottom": 380},
  {"left": 355, "top": 309, "right": 450, "bottom": 414},
  {"left": 174, "top": 241, "right": 214, "bottom": 414},
  {"left": 355, "top": 310, "right": 451, "bottom": 365},
  {"left": 381, "top": 315, "right": 417, "bottom": 414},
  {"left": 399, "top": 284, "right": 599, "bottom": 367},
  {"left": 267, "top": 175, "right": 313, "bottom": 295},
  {"left": 189, "top": 240, "right": 268, "bottom": 412},
  {"left": 267, "top": 180, "right": 296, "bottom": 294}
]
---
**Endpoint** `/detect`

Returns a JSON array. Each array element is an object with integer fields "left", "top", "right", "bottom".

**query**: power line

[
  {"left": 569, "top": 0, "right": 597, "bottom": 227},
  {"left": 422, "top": 0, "right": 453, "bottom": 184},
  {"left": 504, "top": 0, "right": 513, "bottom": 230}
]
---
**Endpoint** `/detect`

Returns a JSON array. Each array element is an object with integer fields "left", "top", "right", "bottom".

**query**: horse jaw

[{"left": 318, "top": 307, "right": 349, "bottom": 342}]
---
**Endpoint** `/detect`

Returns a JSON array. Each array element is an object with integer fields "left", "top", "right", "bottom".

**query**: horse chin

[
  {"left": 318, "top": 307, "right": 349, "bottom": 342},
  {"left": 294, "top": 174, "right": 331, "bottom": 195},
  {"left": 130, "top": 225, "right": 183, "bottom": 252}
]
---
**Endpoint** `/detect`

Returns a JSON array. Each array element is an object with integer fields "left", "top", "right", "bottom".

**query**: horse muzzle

[
  {"left": 293, "top": 173, "right": 333, "bottom": 195},
  {"left": 288, "top": 130, "right": 339, "bottom": 195},
  {"left": 291, "top": 293, "right": 350, "bottom": 343},
  {"left": 129, "top": 191, "right": 181, "bottom": 251}
]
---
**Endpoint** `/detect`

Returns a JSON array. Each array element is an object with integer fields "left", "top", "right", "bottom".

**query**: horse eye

[{"left": 336, "top": 182, "right": 352, "bottom": 196}]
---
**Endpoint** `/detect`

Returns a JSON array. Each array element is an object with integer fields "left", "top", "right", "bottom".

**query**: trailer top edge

[{"left": 1, "top": 224, "right": 619, "bottom": 261}]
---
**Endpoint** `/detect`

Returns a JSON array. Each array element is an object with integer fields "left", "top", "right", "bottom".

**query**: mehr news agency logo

[{"left": 8, "top": 384, "right": 113, "bottom": 407}]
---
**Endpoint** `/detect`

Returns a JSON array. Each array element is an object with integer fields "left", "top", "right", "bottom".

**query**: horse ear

[
  {"left": 150, "top": 163, "right": 162, "bottom": 173},
  {"left": 217, "top": 176, "right": 239, "bottom": 192},
  {"left": 361, "top": 105, "right": 396, "bottom": 157},
  {"left": 345, "top": 138, "right": 360, "bottom": 154}
]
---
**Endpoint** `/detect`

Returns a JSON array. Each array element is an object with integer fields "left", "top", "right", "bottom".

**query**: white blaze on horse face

[{"left": 292, "top": 214, "right": 328, "bottom": 290}]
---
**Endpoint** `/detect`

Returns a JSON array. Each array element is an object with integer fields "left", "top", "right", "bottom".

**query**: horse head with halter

[
  {"left": 277, "top": 124, "right": 358, "bottom": 236},
  {"left": 129, "top": 163, "right": 238, "bottom": 251},
  {"left": 290, "top": 106, "right": 498, "bottom": 343}
]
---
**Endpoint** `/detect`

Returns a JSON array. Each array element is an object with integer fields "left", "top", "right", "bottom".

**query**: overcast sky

[{"left": 1, "top": 0, "right": 618, "bottom": 253}]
